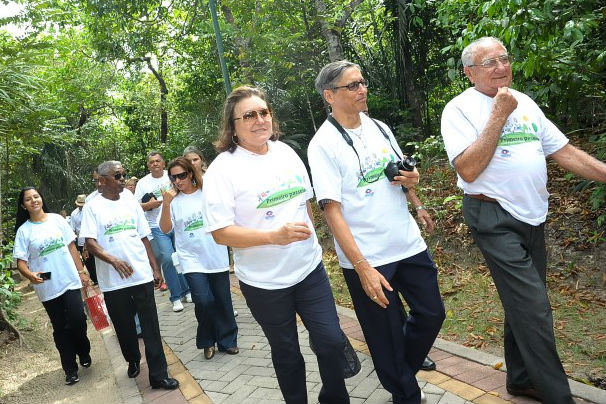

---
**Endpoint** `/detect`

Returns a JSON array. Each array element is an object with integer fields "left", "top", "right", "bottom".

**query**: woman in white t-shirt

[
  {"left": 158, "top": 157, "right": 239, "bottom": 360},
  {"left": 202, "top": 86, "right": 349, "bottom": 404},
  {"left": 12, "top": 187, "right": 92, "bottom": 386}
]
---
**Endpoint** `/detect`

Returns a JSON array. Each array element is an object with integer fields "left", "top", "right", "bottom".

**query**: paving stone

[
  {"left": 437, "top": 391, "right": 467, "bottom": 404},
  {"left": 350, "top": 377, "right": 382, "bottom": 398},
  {"left": 248, "top": 375, "right": 281, "bottom": 389}
]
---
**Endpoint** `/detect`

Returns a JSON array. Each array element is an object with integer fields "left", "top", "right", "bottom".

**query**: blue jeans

[
  {"left": 184, "top": 272, "right": 238, "bottom": 350},
  {"left": 240, "top": 262, "right": 349, "bottom": 404},
  {"left": 150, "top": 227, "right": 189, "bottom": 302}
]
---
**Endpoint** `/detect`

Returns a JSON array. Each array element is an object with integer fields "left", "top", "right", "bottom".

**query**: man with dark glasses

[
  {"left": 134, "top": 151, "right": 192, "bottom": 312},
  {"left": 80, "top": 160, "right": 179, "bottom": 390},
  {"left": 308, "top": 60, "right": 445, "bottom": 404}
]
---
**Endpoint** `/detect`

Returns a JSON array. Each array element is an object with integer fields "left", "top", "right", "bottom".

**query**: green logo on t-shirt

[
  {"left": 257, "top": 186, "right": 306, "bottom": 208},
  {"left": 357, "top": 167, "right": 386, "bottom": 187},
  {"left": 498, "top": 132, "right": 540, "bottom": 146},
  {"left": 40, "top": 240, "right": 65, "bottom": 257},
  {"left": 104, "top": 220, "right": 136, "bottom": 235},
  {"left": 184, "top": 220, "right": 204, "bottom": 231}
]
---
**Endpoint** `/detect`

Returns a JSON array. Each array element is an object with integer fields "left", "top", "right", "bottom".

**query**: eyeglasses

[
  {"left": 233, "top": 108, "right": 272, "bottom": 123},
  {"left": 169, "top": 172, "right": 189, "bottom": 182},
  {"left": 332, "top": 79, "right": 369, "bottom": 92},
  {"left": 102, "top": 172, "right": 127, "bottom": 180},
  {"left": 469, "top": 55, "right": 511, "bottom": 69}
]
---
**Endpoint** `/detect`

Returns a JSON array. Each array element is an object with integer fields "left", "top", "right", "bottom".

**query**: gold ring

[{"left": 372, "top": 296, "right": 377, "bottom": 300}]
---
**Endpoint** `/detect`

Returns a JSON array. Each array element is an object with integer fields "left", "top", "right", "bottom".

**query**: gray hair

[
  {"left": 146, "top": 150, "right": 164, "bottom": 162},
  {"left": 97, "top": 160, "right": 122, "bottom": 176},
  {"left": 461, "top": 37, "right": 506, "bottom": 67},
  {"left": 315, "top": 60, "right": 361, "bottom": 102}
]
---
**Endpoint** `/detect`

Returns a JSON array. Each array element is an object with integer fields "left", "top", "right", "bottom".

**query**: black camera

[{"left": 384, "top": 156, "right": 417, "bottom": 182}]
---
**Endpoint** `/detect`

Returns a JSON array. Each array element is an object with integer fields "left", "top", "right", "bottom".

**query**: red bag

[{"left": 83, "top": 287, "right": 111, "bottom": 331}]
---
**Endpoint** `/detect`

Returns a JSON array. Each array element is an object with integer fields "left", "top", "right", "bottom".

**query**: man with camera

[
  {"left": 308, "top": 60, "right": 445, "bottom": 404},
  {"left": 135, "top": 151, "right": 191, "bottom": 312}
]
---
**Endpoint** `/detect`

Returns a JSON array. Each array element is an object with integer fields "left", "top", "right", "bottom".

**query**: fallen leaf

[{"left": 493, "top": 362, "right": 503, "bottom": 370}]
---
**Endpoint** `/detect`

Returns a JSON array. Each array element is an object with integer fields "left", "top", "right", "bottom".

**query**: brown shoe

[
  {"left": 506, "top": 385, "right": 542, "bottom": 401},
  {"left": 204, "top": 346, "right": 215, "bottom": 360},
  {"left": 224, "top": 347, "right": 239, "bottom": 355}
]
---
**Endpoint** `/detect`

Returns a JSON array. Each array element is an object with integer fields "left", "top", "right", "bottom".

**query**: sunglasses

[
  {"left": 233, "top": 108, "right": 272, "bottom": 123},
  {"left": 169, "top": 172, "right": 189, "bottom": 182},
  {"left": 103, "top": 172, "right": 127, "bottom": 180}
]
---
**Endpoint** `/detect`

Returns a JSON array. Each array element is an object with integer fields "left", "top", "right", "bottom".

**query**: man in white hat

[{"left": 71, "top": 194, "right": 86, "bottom": 253}]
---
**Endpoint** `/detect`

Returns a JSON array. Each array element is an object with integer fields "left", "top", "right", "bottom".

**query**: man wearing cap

[{"left": 71, "top": 194, "right": 87, "bottom": 260}]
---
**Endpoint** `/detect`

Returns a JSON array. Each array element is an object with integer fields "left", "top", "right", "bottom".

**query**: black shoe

[
  {"left": 204, "top": 346, "right": 215, "bottom": 360},
  {"left": 79, "top": 354, "right": 92, "bottom": 368},
  {"left": 224, "top": 347, "right": 239, "bottom": 355},
  {"left": 65, "top": 371, "right": 79, "bottom": 385},
  {"left": 151, "top": 377, "right": 179, "bottom": 390},
  {"left": 420, "top": 356, "right": 436, "bottom": 371},
  {"left": 127, "top": 361, "right": 140, "bottom": 378},
  {"left": 506, "top": 384, "right": 542, "bottom": 401}
]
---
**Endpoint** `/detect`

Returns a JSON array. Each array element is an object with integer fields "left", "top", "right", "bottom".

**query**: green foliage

[
  {"left": 405, "top": 135, "right": 446, "bottom": 169},
  {"left": 0, "top": 243, "right": 21, "bottom": 322}
]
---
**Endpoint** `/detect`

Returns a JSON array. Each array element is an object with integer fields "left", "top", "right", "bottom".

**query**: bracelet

[
  {"left": 352, "top": 257, "right": 366, "bottom": 268},
  {"left": 78, "top": 270, "right": 86, "bottom": 274},
  {"left": 415, "top": 205, "right": 426, "bottom": 211}
]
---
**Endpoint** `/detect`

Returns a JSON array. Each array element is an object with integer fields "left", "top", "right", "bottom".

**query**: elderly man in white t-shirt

[
  {"left": 80, "top": 160, "right": 179, "bottom": 391},
  {"left": 441, "top": 37, "right": 606, "bottom": 404},
  {"left": 308, "top": 61, "right": 445, "bottom": 404}
]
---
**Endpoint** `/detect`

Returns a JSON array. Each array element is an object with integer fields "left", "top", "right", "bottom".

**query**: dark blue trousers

[
  {"left": 342, "top": 250, "right": 444, "bottom": 404},
  {"left": 42, "top": 288, "right": 91, "bottom": 374},
  {"left": 104, "top": 281, "right": 168, "bottom": 384},
  {"left": 184, "top": 271, "right": 238, "bottom": 350},
  {"left": 240, "top": 262, "right": 349, "bottom": 404}
]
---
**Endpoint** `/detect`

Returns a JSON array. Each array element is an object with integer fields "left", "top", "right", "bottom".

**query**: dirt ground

[{"left": 0, "top": 282, "right": 123, "bottom": 404}]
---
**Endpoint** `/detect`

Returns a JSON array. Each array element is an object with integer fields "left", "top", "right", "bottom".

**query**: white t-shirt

[
  {"left": 70, "top": 207, "right": 83, "bottom": 235},
  {"left": 441, "top": 87, "right": 569, "bottom": 225},
  {"left": 160, "top": 189, "right": 229, "bottom": 274},
  {"left": 308, "top": 113, "right": 426, "bottom": 269},
  {"left": 80, "top": 189, "right": 135, "bottom": 245},
  {"left": 80, "top": 193, "right": 154, "bottom": 292},
  {"left": 13, "top": 213, "right": 82, "bottom": 302},
  {"left": 134, "top": 171, "right": 172, "bottom": 229},
  {"left": 203, "top": 141, "right": 322, "bottom": 289}
]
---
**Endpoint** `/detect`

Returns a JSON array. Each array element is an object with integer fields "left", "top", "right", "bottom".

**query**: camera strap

[{"left": 326, "top": 115, "right": 403, "bottom": 182}]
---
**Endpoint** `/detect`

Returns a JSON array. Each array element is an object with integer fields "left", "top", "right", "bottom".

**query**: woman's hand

[
  {"left": 271, "top": 222, "right": 312, "bottom": 245},
  {"left": 391, "top": 167, "right": 420, "bottom": 189},
  {"left": 161, "top": 188, "right": 177, "bottom": 205},
  {"left": 29, "top": 272, "right": 44, "bottom": 285}
]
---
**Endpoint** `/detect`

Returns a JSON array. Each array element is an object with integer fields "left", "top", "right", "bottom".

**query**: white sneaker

[
  {"left": 184, "top": 293, "right": 193, "bottom": 303},
  {"left": 172, "top": 300, "right": 184, "bottom": 312},
  {"left": 420, "top": 389, "right": 426, "bottom": 403},
  {"left": 233, "top": 309, "right": 238, "bottom": 317}
]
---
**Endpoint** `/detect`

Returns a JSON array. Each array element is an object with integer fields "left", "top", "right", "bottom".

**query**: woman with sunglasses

[
  {"left": 13, "top": 187, "right": 92, "bottom": 386},
  {"left": 202, "top": 86, "right": 349, "bottom": 404},
  {"left": 158, "top": 157, "right": 238, "bottom": 360}
]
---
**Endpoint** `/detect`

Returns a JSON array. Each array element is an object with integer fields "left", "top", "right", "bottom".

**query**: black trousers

[
  {"left": 103, "top": 281, "right": 168, "bottom": 383},
  {"left": 240, "top": 263, "right": 349, "bottom": 404},
  {"left": 342, "top": 250, "right": 444, "bottom": 404},
  {"left": 42, "top": 288, "right": 91, "bottom": 374},
  {"left": 463, "top": 195, "right": 574, "bottom": 404}
]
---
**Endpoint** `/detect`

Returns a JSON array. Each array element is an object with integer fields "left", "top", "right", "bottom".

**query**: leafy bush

[{"left": 0, "top": 243, "right": 21, "bottom": 323}]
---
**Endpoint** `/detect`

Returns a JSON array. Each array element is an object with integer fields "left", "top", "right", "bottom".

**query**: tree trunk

[
  {"left": 313, "top": 0, "right": 363, "bottom": 62},
  {"left": 394, "top": 1, "right": 423, "bottom": 132},
  {"left": 142, "top": 57, "right": 169, "bottom": 143}
]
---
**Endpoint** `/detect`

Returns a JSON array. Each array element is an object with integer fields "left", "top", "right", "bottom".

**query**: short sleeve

[
  {"left": 58, "top": 215, "right": 76, "bottom": 244},
  {"left": 441, "top": 102, "right": 478, "bottom": 165},
  {"left": 307, "top": 139, "right": 343, "bottom": 203},
  {"left": 12, "top": 226, "right": 29, "bottom": 262},
  {"left": 133, "top": 199, "right": 152, "bottom": 238},
  {"left": 202, "top": 161, "right": 236, "bottom": 232},
  {"left": 79, "top": 204, "right": 97, "bottom": 240}
]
